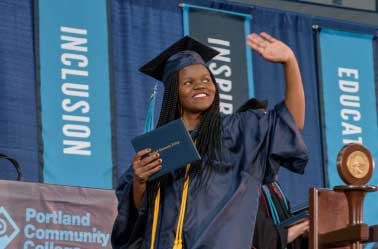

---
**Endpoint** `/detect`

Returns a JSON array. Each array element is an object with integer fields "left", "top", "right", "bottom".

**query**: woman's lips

[{"left": 193, "top": 93, "right": 208, "bottom": 98}]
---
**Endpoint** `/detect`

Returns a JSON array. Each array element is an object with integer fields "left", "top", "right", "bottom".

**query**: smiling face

[{"left": 178, "top": 64, "right": 216, "bottom": 115}]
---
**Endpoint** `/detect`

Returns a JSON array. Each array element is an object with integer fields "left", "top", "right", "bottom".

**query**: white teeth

[{"left": 194, "top": 93, "right": 207, "bottom": 98}]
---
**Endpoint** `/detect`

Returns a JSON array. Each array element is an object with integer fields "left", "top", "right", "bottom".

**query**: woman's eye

[
  {"left": 184, "top": 81, "right": 191, "bottom": 85},
  {"left": 202, "top": 78, "right": 210, "bottom": 83}
]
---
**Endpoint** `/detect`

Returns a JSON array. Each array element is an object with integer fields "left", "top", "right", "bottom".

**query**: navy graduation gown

[{"left": 111, "top": 102, "right": 309, "bottom": 249}]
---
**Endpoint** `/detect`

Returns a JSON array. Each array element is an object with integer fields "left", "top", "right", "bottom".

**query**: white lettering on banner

[
  {"left": 338, "top": 67, "right": 363, "bottom": 144},
  {"left": 60, "top": 26, "right": 92, "bottom": 156},
  {"left": 207, "top": 37, "right": 233, "bottom": 114},
  {"left": 24, "top": 208, "right": 110, "bottom": 247},
  {"left": 61, "top": 54, "right": 88, "bottom": 68},
  {"left": 25, "top": 208, "right": 90, "bottom": 226},
  {"left": 24, "top": 240, "right": 80, "bottom": 249}
]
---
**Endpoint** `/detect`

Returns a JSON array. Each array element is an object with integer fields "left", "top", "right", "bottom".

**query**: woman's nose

[{"left": 193, "top": 81, "right": 205, "bottom": 89}]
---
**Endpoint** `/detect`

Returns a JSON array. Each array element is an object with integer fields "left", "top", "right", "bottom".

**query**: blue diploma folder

[{"left": 131, "top": 119, "right": 201, "bottom": 180}]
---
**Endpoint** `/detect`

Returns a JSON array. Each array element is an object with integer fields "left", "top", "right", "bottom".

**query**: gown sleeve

[
  {"left": 111, "top": 166, "right": 148, "bottom": 249},
  {"left": 222, "top": 101, "right": 308, "bottom": 183},
  {"left": 261, "top": 101, "right": 309, "bottom": 183}
]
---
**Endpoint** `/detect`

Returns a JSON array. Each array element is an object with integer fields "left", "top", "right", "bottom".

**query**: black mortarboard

[{"left": 139, "top": 36, "right": 220, "bottom": 83}]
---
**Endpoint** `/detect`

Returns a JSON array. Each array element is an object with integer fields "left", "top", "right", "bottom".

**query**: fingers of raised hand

[
  {"left": 247, "top": 40, "right": 260, "bottom": 52},
  {"left": 247, "top": 33, "right": 271, "bottom": 54},
  {"left": 248, "top": 33, "right": 265, "bottom": 42},
  {"left": 247, "top": 40, "right": 263, "bottom": 53},
  {"left": 248, "top": 33, "right": 265, "bottom": 46},
  {"left": 260, "top": 32, "right": 276, "bottom": 43}
]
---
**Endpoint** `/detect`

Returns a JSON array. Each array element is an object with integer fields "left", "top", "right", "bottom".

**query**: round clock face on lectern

[{"left": 337, "top": 143, "right": 374, "bottom": 185}]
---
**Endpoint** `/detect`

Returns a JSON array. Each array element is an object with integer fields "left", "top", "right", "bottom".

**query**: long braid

[
  {"left": 197, "top": 72, "right": 221, "bottom": 161},
  {"left": 147, "top": 74, "right": 181, "bottom": 207},
  {"left": 156, "top": 74, "right": 181, "bottom": 128}
]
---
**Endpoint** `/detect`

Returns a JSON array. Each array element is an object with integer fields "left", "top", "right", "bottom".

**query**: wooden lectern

[{"left": 309, "top": 144, "right": 378, "bottom": 249}]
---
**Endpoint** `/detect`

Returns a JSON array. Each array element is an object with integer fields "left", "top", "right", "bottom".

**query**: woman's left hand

[{"left": 247, "top": 32, "right": 295, "bottom": 63}]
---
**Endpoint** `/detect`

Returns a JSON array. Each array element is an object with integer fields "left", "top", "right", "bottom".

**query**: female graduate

[{"left": 111, "top": 33, "right": 308, "bottom": 249}]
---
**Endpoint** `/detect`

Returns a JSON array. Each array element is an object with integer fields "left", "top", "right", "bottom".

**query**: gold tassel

[{"left": 173, "top": 239, "right": 183, "bottom": 249}]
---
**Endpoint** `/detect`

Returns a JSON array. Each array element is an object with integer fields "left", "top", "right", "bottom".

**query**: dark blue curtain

[{"left": 0, "top": 0, "right": 39, "bottom": 181}]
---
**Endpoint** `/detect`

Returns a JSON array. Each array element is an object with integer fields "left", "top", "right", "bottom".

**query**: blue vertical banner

[
  {"left": 318, "top": 29, "right": 378, "bottom": 226},
  {"left": 182, "top": 4, "right": 254, "bottom": 114},
  {"left": 36, "top": 0, "right": 114, "bottom": 188}
]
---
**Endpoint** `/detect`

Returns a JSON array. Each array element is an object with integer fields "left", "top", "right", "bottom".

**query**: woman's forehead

[{"left": 179, "top": 64, "right": 210, "bottom": 77}]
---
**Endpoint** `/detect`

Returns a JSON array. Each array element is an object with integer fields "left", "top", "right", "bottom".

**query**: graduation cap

[{"left": 139, "top": 36, "right": 220, "bottom": 83}]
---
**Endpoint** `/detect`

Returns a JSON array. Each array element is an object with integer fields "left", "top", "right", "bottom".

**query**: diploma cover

[{"left": 131, "top": 119, "right": 201, "bottom": 180}]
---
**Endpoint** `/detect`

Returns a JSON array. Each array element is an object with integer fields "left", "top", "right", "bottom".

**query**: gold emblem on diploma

[{"left": 337, "top": 143, "right": 374, "bottom": 185}]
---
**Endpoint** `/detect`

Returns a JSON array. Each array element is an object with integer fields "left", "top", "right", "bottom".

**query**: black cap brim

[{"left": 139, "top": 36, "right": 219, "bottom": 82}]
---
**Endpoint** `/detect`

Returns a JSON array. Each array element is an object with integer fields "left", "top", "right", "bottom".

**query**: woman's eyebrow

[
  {"left": 180, "top": 75, "right": 193, "bottom": 81},
  {"left": 183, "top": 73, "right": 210, "bottom": 78}
]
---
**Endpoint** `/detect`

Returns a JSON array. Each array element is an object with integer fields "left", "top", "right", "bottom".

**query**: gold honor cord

[
  {"left": 150, "top": 164, "right": 191, "bottom": 249},
  {"left": 150, "top": 186, "right": 161, "bottom": 249},
  {"left": 173, "top": 164, "right": 191, "bottom": 249}
]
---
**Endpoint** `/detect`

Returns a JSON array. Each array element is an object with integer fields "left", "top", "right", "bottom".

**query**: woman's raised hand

[
  {"left": 247, "top": 32, "right": 295, "bottom": 63},
  {"left": 248, "top": 32, "right": 305, "bottom": 130}
]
